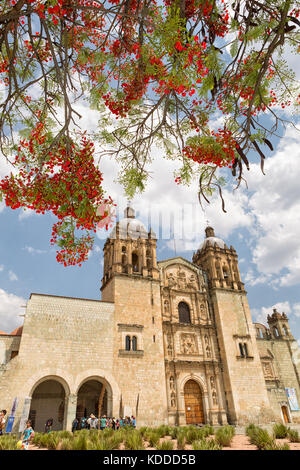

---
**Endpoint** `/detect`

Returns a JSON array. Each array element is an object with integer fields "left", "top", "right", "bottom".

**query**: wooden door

[
  {"left": 282, "top": 406, "right": 289, "bottom": 423},
  {"left": 184, "top": 380, "right": 204, "bottom": 424}
]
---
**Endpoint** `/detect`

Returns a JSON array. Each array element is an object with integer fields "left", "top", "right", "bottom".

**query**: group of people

[{"left": 72, "top": 414, "right": 136, "bottom": 432}]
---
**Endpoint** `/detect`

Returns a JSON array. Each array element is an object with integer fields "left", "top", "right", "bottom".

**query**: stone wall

[{"left": 256, "top": 337, "right": 300, "bottom": 423}]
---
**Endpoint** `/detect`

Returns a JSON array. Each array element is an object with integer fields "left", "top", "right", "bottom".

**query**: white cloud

[
  {"left": 0, "top": 265, "right": 4, "bottom": 272},
  {"left": 0, "top": 288, "right": 26, "bottom": 333},
  {"left": 244, "top": 124, "right": 300, "bottom": 286},
  {"left": 8, "top": 270, "right": 18, "bottom": 282},
  {"left": 252, "top": 301, "right": 292, "bottom": 325},
  {"left": 18, "top": 208, "right": 39, "bottom": 220},
  {"left": 24, "top": 246, "right": 47, "bottom": 255}
]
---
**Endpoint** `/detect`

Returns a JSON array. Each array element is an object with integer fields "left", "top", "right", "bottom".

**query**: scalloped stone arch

[
  {"left": 74, "top": 369, "right": 121, "bottom": 400},
  {"left": 179, "top": 373, "right": 207, "bottom": 395},
  {"left": 23, "top": 369, "right": 73, "bottom": 397}
]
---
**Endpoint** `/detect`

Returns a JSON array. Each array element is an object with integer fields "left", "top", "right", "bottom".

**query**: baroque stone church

[{"left": 0, "top": 206, "right": 300, "bottom": 432}]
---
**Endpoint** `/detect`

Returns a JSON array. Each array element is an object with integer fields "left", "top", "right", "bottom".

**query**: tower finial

[
  {"left": 124, "top": 200, "right": 135, "bottom": 219},
  {"left": 205, "top": 226, "right": 215, "bottom": 238}
]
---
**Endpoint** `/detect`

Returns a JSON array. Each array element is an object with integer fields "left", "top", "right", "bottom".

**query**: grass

[
  {"left": 156, "top": 440, "right": 174, "bottom": 450},
  {"left": 273, "top": 423, "right": 289, "bottom": 439},
  {"left": 288, "top": 429, "right": 300, "bottom": 443},
  {"left": 215, "top": 425, "right": 235, "bottom": 447},
  {"left": 4, "top": 422, "right": 298, "bottom": 451},
  {"left": 192, "top": 438, "right": 222, "bottom": 450}
]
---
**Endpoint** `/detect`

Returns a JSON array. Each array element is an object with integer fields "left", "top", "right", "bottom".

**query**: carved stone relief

[{"left": 180, "top": 333, "right": 198, "bottom": 355}]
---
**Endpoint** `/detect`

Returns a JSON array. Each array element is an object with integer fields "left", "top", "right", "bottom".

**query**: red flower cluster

[
  {"left": 0, "top": 121, "right": 113, "bottom": 266},
  {"left": 183, "top": 129, "right": 236, "bottom": 168}
]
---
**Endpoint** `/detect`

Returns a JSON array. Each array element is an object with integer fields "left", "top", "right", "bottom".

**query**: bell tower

[
  {"left": 100, "top": 205, "right": 168, "bottom": 426},
  {"left": 268, "top": 309, "right": 293, "bottom": 339},
  {"left": 193, "top": 226, "right": 244, "bottom": 291},
  {"left": 101, "top": 206, "right": 159, "bottom": 300},
  {"left": 193, "top": 227, "right": 271, "bottom": 424}
]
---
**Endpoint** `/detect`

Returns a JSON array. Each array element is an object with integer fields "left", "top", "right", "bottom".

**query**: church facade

[{"left": 0, "top": 207, "right": 300, "bottom": 432}]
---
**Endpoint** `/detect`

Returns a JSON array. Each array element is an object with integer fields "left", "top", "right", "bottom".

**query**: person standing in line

[
  {"left": 131, "top": 416, "right": 136, "bottom": 428},
  {"left": 100, "top": 415, "right": 106, "bottom": 430},
  {"left": 0, "top": 410, "right": 7, "bottom": 435},
  {"left": 45, "top": 417, "right": 53, "bottom": 433},
  {"left": 72, "top": 417, "right": 79, "bottom": 433},
  {"left": 21, "top": 420, "right": 35, "bottom": 450}
]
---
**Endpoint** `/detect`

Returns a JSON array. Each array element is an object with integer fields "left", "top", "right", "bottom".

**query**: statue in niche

[
  {"left": 167, "top": 272, "right": 176, "bottom": 288},
  {"left": 181, "top": 334, "right": 197, "bottom": 354},
  {"left": 169, "top": 376, "right": 175, "bottom": 390},
  {"left": 206, "top": 345, "right": 211, "bottom": 358},
  {"left": 212, "top": 391, "right": 218, "bottom": 406},
  {"left": 167, "top": 335, "right": 173, "bottom": 356},
  {"left": 170, "top": 392, "right": 176, "bottom": 408},
  {"left": 200, "top": 304, "right": 207, "bottom": 320},
  {"left": 177, "top": 268, "right": 187, "bottom": 290},
  {"left": 164, "top": 299, "right": 170, "bottom": 313}
]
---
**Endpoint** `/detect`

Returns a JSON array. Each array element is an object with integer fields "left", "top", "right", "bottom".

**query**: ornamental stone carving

[{"left": 180, "top": 333, "right": 198, "bottom": 354}]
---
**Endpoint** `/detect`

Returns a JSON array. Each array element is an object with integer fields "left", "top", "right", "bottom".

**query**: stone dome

[
  {"left": 200, "top": 226, "right": 225, "bottom": 250},
  {"left": 200, "top": 236, "right": 226, "bottom": 250},
  {"left": 109, "top": 206, "right": 153, "bottom": 239}
]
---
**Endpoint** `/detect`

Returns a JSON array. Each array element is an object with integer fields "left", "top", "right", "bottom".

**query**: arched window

[
  {"left": 132, "top": 252, "right": 139, "bottom": 272},
  {"left": 273, "top": 327, "right": 279, "bottom": 338},
  {"left": 239, "top": 343, "right": 244, "bottom": 357},
  {"left": 178, "top": 302, "right": 191, "bottom": 323},
  {"left": 125, "top": 335, "right": 131, "bottom": 351},
  {"left": 283, "top": 325, "right": 288, "bottom": 336},
  {"left": 243, "top": 343, "right": 248, "bottom": 357},
  {"left": 132, "top": 336, "right": 137, "bottom": 351}
]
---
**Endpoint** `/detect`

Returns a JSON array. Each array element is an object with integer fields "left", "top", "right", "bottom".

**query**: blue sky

[{"left": 1, "top": 118, "right": 300, "bottom": 347}]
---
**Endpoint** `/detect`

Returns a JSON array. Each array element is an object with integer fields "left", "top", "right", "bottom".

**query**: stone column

[
  {"left": 65, "top": 393, "right": 78, "bottom": 431},
  {"left": 215, "top": 369, "right": 228, "bottom": 425},
  {"left": 127, "top": 243, "right": 133, "bottom": 274}
]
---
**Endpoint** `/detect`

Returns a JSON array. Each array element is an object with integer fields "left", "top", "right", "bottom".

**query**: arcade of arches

[{"left": 28, "top": 378, "right": 110, "bottom": 432}]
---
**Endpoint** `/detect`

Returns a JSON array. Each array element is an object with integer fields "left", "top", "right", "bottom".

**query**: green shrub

[
  {"left": 71, "top": 432, "right": 89, "bottom": 450},
  {"left": 273, "top": 423, "right": 289, "bottom": 439},
  {"left": 288, "top": 429, "right": 300, "bottom": 443},
  {"left": 169, "top": 427, "right": 179, "bottom": 439},
  {"left": 185, "top": 428, "right": 199, "bottom": 444},
  {"left": 264, "top": 442, "right": 290, "bottom": 450},
  {"left": 202, "top": 425, "right": 214, "bottom": 436},
  {"left": 60, "top": 438, "right": 73, "bottom": 450},
  {"left": 215, "top": 425, "right": 235, "bottom": 447},
  {"left": 156, "top": 425, "right": 170, "bottom": 438},
  {"left": 192, "top": 438, "right": 222, "bottom": 450},
  {"left": 90, "top": 437, "right": 111, "bottom": 450},
  {"left": 57, "top": 430, "right": 73, "bottom": 439},
  {"left": 46, "top": 433, "right": 61, "bottom": 450},
  {"left": 156, "top": 440, "right": 174, "bottom": 450},
  {"left": 139, "top": 426, "right": 149, "bottom": 437},
  {"left": 146, "top": 431, "right": 160, "bottom": 447},
  {"left": 176, "top": 431, "right": 186, "bottom": 450},
  {"left": 0, "top": 435, "right": 18, "bottom": 450},
  {"left": 124, "top": 430, "right": 144, "bottom": 450},
  {"left": 245, "top": 423, "right": 257, "bottom": 436},
  {"left": 248, "top": 427, "right": 274, "bottom": 450}
]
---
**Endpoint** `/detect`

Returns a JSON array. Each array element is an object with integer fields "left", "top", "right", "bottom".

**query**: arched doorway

[
  {"left": 184, "top": 380, "right": 205, "bottom": 425},
  {"left": 76, "top": 380, "right": 108, "bottom": 420},
  {"left": 282, "top": 405, "right": 290, "bottom": 424},
  {"left": 29, "top": 379, "right": 66, "bottom": 432}
]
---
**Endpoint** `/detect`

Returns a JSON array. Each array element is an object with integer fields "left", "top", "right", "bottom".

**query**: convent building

[{"left": 0, "top": 206, "right": 300, "bottom": 432}]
